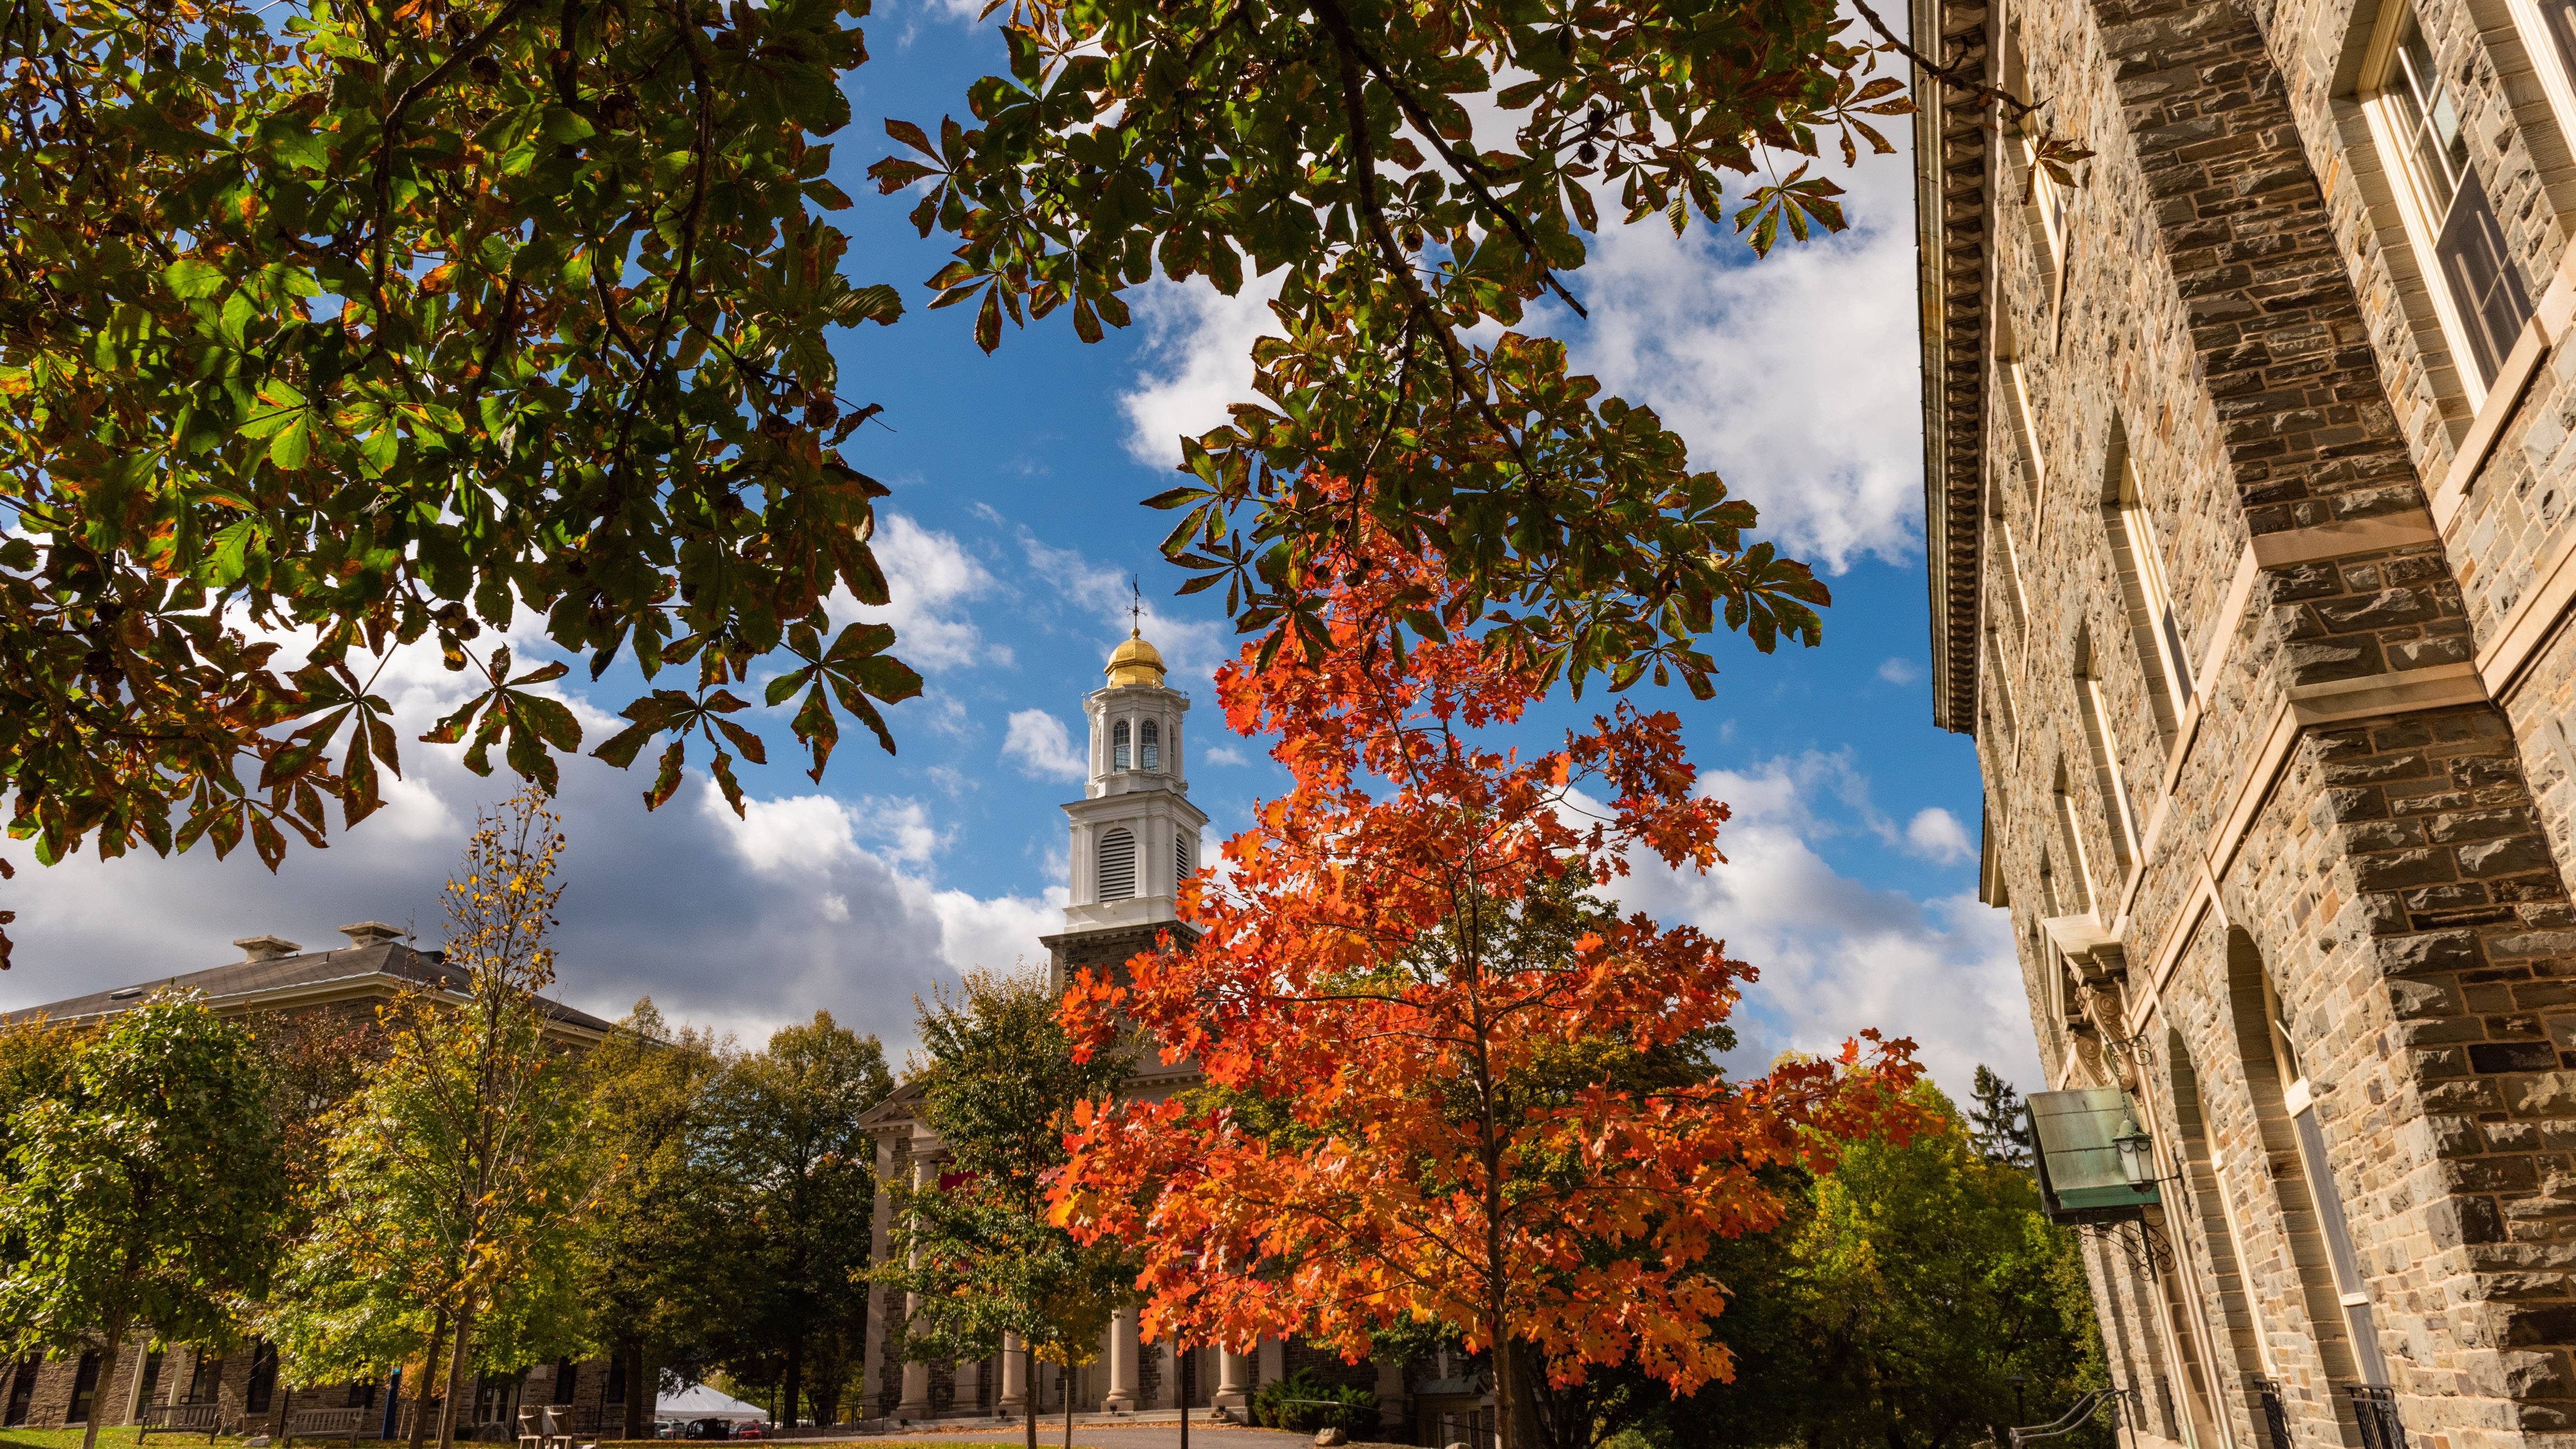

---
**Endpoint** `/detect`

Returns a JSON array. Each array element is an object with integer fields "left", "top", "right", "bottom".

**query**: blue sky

[{"left": 0, "top": 4, "right": 2043, "bottom": 1097}]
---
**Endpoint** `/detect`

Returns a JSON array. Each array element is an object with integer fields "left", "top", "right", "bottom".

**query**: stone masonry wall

[{"left": 1965, "top": 0, "right": 2576, "bottom": 1436}]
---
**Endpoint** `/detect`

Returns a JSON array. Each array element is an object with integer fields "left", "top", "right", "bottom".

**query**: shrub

[{"left": 1249, "top": 1368, "right": 1378, "bottom": 1434}]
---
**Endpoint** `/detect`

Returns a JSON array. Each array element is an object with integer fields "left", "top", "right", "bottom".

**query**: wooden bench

[
  {"left": 283, "top": 1406, "right": 368, "bottom": 1445},
  {"left": 136, "top": 1402, "right": 223, "bottom": 1444}
]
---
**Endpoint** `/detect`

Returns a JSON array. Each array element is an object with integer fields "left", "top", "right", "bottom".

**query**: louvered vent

[
  {"left": 1098, "top": 827, "right": 1136, "bottom": 900},
  {"left": 1175, "top": 832, "right": 1191, "bottom": 886}
]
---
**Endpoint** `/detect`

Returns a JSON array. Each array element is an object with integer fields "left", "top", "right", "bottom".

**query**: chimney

[
  {"left": 233, "top": 935, "right": 302, "bottom": 963},
  {"left": 338, "top": 921, "right": 405, "bottom": 948}
]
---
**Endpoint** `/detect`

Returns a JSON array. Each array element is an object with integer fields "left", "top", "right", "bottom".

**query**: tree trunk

[
  {"left": 1176, "top": 1345, "right": 1188, "bottom": 1449},
  {"left": 411, "top": 1311, "right": 451, "bottom": 1449},
  {"left": 1062, "top": 1368, "right": 1073, "bottom": 1449},
  {"left": 82, "top": 1317, "right": 127, "bottom": 1449},
  {"left": 1022, "top": 1349, "right": 1037, "bottom": 1449},
  {"left": 1488, "top": 1322, "right": 1517, "bottom": 1449},
  {"left": 780, "top": 1331, "right": 802, "bottom": 1433},
  {"left": 621, "top": 1343, "right": 648, "bottom": 1443},
  {"left": 438, "top": 1299, "right": 477, "bottom": 1449}
]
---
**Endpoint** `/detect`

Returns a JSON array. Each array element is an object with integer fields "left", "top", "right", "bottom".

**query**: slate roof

[{"left": 3, "top": 938, "right": 619, "bottom": 1036}]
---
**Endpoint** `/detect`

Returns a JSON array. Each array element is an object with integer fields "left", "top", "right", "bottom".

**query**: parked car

[
  {"left": 683, "top": 1419, "right": 734, "bottom": 1440},
  {"left": 730, "top": 1422, "right": 766, "bottom": 1440}
]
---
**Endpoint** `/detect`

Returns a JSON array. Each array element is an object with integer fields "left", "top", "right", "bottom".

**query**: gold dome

[{"left": 1104, "top": 630, "right": 1167, "bottom": 687}]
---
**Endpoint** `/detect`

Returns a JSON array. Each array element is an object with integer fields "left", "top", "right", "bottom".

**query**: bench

[
  {"left": 284, "top": 1406, "right": 369, "bottom": 1445},
  {"left": 136, "top": 1402, "right": 223, "bottom": 1444}
]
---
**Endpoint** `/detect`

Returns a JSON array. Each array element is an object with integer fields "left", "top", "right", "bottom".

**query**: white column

[
  {"left": 119, "top": 1342, "right": 148, "bottom": 1426},
  {"left": 895, "top": 1154, "right": 934, "bottom": 1421},
  {"left": 1104, "top": 1308, "right": 1138, "bottom": 1411},
  {"left": 999, "top": 1336, "right": 1027, "bottom": 1417},
  {"left": 1212, "top": 1347, "right": 1252, "bottom": 1413},
  {"left": 862, "top": 1135, "right": 891, "bottom": 1419}
]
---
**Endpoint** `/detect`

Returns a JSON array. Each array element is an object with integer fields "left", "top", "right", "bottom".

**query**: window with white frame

[
  {"left": 2004, "top": 31, "right": 2073, "bottom": 272},
  {"left": 2074, "top": 631, "right": 2140, "bottom": 883},
  {"left": 2049, "top": 760, "right": 2098, "bottom": 915},
  {"left": 2367, "top": 4, "right": 2536, "bottom": 389},
  {"left": 2263, "top": 971, "right": 2392, "bottom": 1385},
  {"left": 2110, "top": 457, "right": 2193, "bottom": 735}
]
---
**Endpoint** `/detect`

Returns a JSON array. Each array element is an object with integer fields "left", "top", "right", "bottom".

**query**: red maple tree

[{"left": 1051, "top": 549, "right": 1924, "bottom": 1445}]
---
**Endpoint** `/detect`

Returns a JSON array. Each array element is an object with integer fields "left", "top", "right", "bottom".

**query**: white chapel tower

[{"left": 1046, "top": 627, "right": 1210, "bottom": 987}]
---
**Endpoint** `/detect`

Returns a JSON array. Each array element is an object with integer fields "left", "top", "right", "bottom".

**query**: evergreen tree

[{"left": 1968, "top": 1065, "right": 2034, "bottom": 1168}]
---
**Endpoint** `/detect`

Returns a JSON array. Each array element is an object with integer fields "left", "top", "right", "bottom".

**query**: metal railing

[
  {"left": 2007, "top": 1388, "right": 2125, "bottom": 1449},
  {"left": 2249, "top": 1378, "right": 2291, "bottom": 1449},
  {"left": 2344, "top": 1385, "right": 2407, "bottom": 1449}
]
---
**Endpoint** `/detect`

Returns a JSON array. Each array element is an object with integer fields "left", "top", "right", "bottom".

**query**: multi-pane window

[
  {"left": 2074, "top": 633, "right": 2140, "bottom": 882},
  {"left": 2111, "top": 459, "right": 2193, "bottom": 740},
  {"left": 2004, "top": 358, "right": 2047, "bottom": 508},
  {"left": 1139, "top": 719, "right": 1161, "bottom": 770},
  {"left": 1112, "top": 720, "right": 1131, "bottom": 771},
  {"left": 2050, "top": 762, "right": 2098, "bottom": 915},
  {"left": 2003, "top": 31, "right": 2070, "bottom": 270},
  {"left": 2264, "top": 973, "right": 2392, "bottom": 1385},
  {"left": 2376, "top": 7, "right": 2535, "bottom": 386}
]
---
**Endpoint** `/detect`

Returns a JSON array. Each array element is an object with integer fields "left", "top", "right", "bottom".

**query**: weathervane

[{"left": 1129, "top": 574, "right": 1144, "bottom": 636}]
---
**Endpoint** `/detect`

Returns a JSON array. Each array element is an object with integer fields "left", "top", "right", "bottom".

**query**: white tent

[{"left": 655, "top": 1384, "right": 770, "bottom": 1423}]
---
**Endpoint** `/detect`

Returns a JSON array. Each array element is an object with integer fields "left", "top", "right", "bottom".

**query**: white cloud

[
  {"left": 832, "top": 513, "right": 1004, "bottom": 673},
  {"left": 1016, "top": 535, "right": 1233, "bottom": 685},
  {"left": 1562, "top": 210, "right": 1919, "bottom": 572},
  {"left": 0, "top": 627, "right": 1056, "bottom": 1055},
  {"left": 1904, "top": 807, "right": 1975, "bottom": 865},
  {"left": 1201, "top": 744, "right": 1254, "bottom": 767},
  {"left": 1117, "top": 276, "right": 1285, "bottom": 468},
  {"left": 1607, "top": 756, "right": 2036, "bottom": 1098},
  {"left": 1002, "top": 709, "right": 1088, "bottom": 781},
  {"left": 1877, "top": 657, "right": 1922, "bottom": 685}
]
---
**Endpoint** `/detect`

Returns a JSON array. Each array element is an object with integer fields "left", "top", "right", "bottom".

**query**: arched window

[
  {"left": 1140, "top": 719, "right": 1161, "bottom": 770},
  {"left": 1174, "top": 831, "right": 1191, "bottom": 886},
  {"left": 1113, "top": 720, "right": 1131, "bottom": 771},
  {"left": 1098, "top": 828, "right": 1136, "bottom": 900}
]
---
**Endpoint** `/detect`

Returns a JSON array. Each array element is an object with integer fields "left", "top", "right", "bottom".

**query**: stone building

[
  {"left": 1918, "top": 0, "right": 2576, "bottom": 1435},
  {"left": 1, "top": 930, "right": 620, "bottom": 1438},
  {"left": 857, "top": 632, "right": 1463, "bottom": 1429}
]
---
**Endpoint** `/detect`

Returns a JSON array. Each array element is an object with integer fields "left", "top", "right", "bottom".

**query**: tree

[
  {"left": 870, "top": 0, "right": 1916, "bottom": 694},
  {"left": 1048, "top": 547, "right": 1925, "bottom": 1449},
  {"left": 874, "top": 967, "right": 1131, "bottom": 1449},
  {"left": 266, "top": 787, "right": 598, "bottom": 1449},
  {"left": 579, "top": 999, "right": 741, "bottom": 1439},
  {"left": 1968, "top": 1065, "right": 2033, "bottom": 1168},
  {"left": 705, "top": 1011, "right": 890, "bottom": 1431},
  {"left": 247, "top": 1005, "right": 398, "bottom": 1227},
  {"left": 0, "top": 994, "right": 287, "bottom": 1449},
  {"left": 1669, "top": 1086, "right": 2106, "bottom": 1449},
  {"left": 0, "top": 0, "right": 1989, "bottom": 966},
  {"left": 0, "top": 0, "right": 924, "bottom": 962}
]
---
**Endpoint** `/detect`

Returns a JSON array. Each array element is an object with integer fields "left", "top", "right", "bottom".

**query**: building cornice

[{"left": 1914, "top": 0, "right": 1993, "bottom": 736}]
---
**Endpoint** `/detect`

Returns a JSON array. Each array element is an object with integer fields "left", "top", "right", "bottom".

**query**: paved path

[{"left": 822, "top": 1422, "right": 1390, "bottom": 1449}]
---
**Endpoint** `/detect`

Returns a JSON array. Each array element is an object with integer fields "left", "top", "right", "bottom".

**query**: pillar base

[
  {"left": 1103, "top": 1394, "right": 1137, "bottom": 1413},
  {"left": 893, "top": 1400, "right": 933, "bottom": 1422}
]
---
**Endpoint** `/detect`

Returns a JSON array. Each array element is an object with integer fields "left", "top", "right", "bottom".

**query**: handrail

[{"left": 2009, "top": 1388, "right": 2125, "bottom": 1448}]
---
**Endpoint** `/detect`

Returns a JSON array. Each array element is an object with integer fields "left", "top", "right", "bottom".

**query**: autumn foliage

[{"left": 1050, "top": 554, "right": 1924, "bottom": 1435}]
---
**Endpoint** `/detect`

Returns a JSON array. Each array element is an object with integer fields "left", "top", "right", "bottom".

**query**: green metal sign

[{"left": 2028, "top": 1088, "right": 2158, "bottom": 1224}]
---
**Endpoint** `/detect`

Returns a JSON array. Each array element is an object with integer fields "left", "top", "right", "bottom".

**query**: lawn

[{"left": 0, "top": 1437, "right": 1168, "bottom": 1449}]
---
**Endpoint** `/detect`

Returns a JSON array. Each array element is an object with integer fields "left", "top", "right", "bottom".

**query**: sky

[{"left": 0, "top": 8, "right": 2043, "bottom": 1099}]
